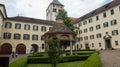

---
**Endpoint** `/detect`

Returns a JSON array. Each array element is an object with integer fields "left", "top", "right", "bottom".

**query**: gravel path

[
  {"left": 9, "top": 54, "right": 28, "bottom": 64},
  {"left": 100, "top": 50, "right": 120, "bottom": 67}
]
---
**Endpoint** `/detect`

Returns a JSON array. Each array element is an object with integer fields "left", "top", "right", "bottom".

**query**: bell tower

[{"left": 46, "top": 0, "right": 64, "bottom": 21}]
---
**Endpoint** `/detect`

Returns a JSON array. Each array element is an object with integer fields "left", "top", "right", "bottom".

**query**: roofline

[
  {"left": 0, "top": 4, "right": 7, "bottom": 18},
  {"left": 4, "top": 17, "right": 54, "bottom": 25},
  {"left": 0, "top": 10, "right": 4, "bottom": 19},
  {"left": 75, "top": 0, "right": 120, "bottom": 23},
  {"left": 44, "top": 32, "right": 76, "bottom": 35}
]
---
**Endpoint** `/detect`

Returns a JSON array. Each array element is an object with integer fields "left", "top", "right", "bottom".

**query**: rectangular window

[
  {"left": 83, "top": 21, "right": 87, "bottom": 25},
  {"left": 79, "top": 22, "right": 82, "bottom": 26},
  {"left": 79, "top": 30, "right": 82, "bottom": 34},
  {"left": 84, "top": 36, "right": 88, "bottom": 40},
  {"left": 81, "top": 44, "right": 83, "bottom": 48},
  {"left": 23, "top": 34, "right": 30, "bottom": 40},
  {"left": 97, "top": 33, "right": 102, "bottom": 38},
  {"left": 24, "top": 24, "right": 30, "bottom": 30},
  {"left": 53, "top": 8, "right": 57, "bottom": 12},
  {"left": 111, "top": 9, "right": 114, "bottom": 15},
  {"left": 15, "top": 23, "right": 21, "bottom": 29},
  {"left": 14, "top": 33, "right": 20, "bottom": 40},
  {"left": 111, "top": 20, "right": 117, "bottom": 26},
  {"left": 3, "top": 32, "right": 11, "bottom": 39},
  {"left": 89, "top": 27, "right": 93, "bottom": 32},
  {"left": 84, "top": 28, "right": 88, "bottom": 33},
  {"left": 96, "top": 16, "right": 99, "bottom": 21},
  {"left": 41, "top": 26, "right": 46, "bottom": 32},
  {"left": 112, "top": 30, "right": 119, "bottom": 36},
  {"left": 115, "top": 41, "right": 119, "bottom": 46},
  {"left": 103, "top": 22, "right": 109, "bottom": 28},
  {"left": 33, "top": 25, "right": 38, "bottom": 31},
  {"left": 103, "top": 12, "right": 107, "bottom": 18},
  {"left": 32, "top": 35, "right": 38, "bottom": 40},
  {"left": 90, "top": 35, "right": 94, "bottom": 39},
  {"left": 92, "top": 43, "right": 94, "bottom": 47},
  {"left": 80, "top": 37, "right": 83, "bottom": 41},
  {"left": 88, "top": 18, "right": 92, "bottom": 23},
  {"left": 99, "top": 43, "right": 102, "bottom": 47},
  {"left": 96, "top": 25, "right": 101, "bottom": 30}
]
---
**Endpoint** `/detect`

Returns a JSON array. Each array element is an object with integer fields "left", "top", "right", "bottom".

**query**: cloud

[{"left": 0, "top": 0, "right": 112, "bottom": 19}]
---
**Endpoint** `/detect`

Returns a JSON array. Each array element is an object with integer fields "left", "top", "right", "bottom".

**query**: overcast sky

[{"left": 0, "top": 0, "right": 113, "bottom": 20}]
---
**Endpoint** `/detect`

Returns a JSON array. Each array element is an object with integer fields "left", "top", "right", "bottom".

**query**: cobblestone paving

[{"left": 100, "top": 50, "right": 120, "bottom": 67}]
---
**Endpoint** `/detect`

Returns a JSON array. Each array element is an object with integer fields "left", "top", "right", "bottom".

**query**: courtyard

[{"left": 8, "top": 49, "right": 120, "bottom": 67}]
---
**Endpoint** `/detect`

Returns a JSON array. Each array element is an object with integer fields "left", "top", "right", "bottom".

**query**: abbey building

[{"left": 0, "top": 0, "right": 120, "bottom": 54}]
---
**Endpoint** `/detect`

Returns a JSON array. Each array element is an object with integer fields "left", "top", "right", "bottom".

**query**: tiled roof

[
  {"left": 5, "top": 16, "right": 54, "bottom": 25},
  {"left": 70, "top": 17, "right": 78, "bottom": 23},
  {"left": 45, "top": 23, "right": 75, "bottom": 34},
  {"left": 51, "top": 0, "right": 64, "bottom": 6},
  {"left": 75, "top": 0, "right": 120, "bottom": 23}
]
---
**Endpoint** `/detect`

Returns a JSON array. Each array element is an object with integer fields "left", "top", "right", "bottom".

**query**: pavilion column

[{"left": 70, "top": 41, "right": 73, "bottom": 55}]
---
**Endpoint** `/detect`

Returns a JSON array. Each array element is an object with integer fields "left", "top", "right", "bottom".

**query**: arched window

[
  {"left": 5, "top": 22, "right": 12, "bottom": 28},
  {"left": 14, "top": 33, "right": 21, "bottom": 39},
  {"left": 41, "top": 26, "right": 46, "bottom": 32},
  {"left": 15, "top": 23, "right": 21, "bottom": 29},
  {"left": 33, "top": 25, "right": 38, "bottom": 31},
  {"left": 3, "top": 32, "right": 11, "bottom": 39},
  {"left": 32, "top": 35, "right": 38, "bottom": 40}
]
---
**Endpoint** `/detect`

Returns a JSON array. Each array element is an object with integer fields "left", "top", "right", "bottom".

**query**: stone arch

[
  {"left": 16, "top": 43, "right": 26, "bottom": 54},
  {"left": 31, "top": 44, "right": 39, "bottom": 53},
  {"left": 0, "top": 43, "right": 12, "bottom": 54}
]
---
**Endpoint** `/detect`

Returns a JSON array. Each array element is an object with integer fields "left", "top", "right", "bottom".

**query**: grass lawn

[{"left": 27, "top": 61, "right": 83, "bottom": 67}]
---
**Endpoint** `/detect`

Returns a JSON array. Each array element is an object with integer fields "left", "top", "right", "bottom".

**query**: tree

[
  {"left": 57, "top": 9, "right": 75, "bottom": 31},
  {"left": 47, "top": 39, "right": 62, "bottom": 67}
]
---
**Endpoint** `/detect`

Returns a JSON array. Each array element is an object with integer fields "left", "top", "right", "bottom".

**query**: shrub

[
  {"left": 80, "top": 52, "right": 102, "bottom": 67},
  {"left": 9, "top": 58, "right": 27, "bottom": 67}
]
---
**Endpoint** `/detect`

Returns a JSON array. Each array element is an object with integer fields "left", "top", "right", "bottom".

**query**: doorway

[
  {"left": 105, "top": 39, "right": 112, "bottom": 49},
  {"left": 85, "top": 44, "right": 90, "bottom": 50}
]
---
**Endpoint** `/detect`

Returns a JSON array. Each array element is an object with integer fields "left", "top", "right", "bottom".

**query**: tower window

[{"left": 53, "top": 8, "right": 57, "bottom": 12}]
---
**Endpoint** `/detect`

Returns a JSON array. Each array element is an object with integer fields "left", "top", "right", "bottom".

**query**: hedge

[
  {"left": 59, "top": 55, "right": 89, "bottom": 63},
  {"left": 27, "top": 55, "right": 89, "bottom": 64},
  {"left": 9, "top": 58, "right": 27, "bottom": 67},
  {"left": 27, "top": 57, "right": 50, "bottom": 64},
  {"left": 80, "top": 52, "right": 102, "bottom": 67},
  {"left": 28, "top": 53, "right": 44, "bottom": 57}
]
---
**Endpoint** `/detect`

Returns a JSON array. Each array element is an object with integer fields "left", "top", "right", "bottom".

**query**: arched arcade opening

[
  {"left": 16, "top": 44, "right": 26, "bottom": 54},
  {"left": 0, "top": 43, "right": 12, "bottom": 54}
]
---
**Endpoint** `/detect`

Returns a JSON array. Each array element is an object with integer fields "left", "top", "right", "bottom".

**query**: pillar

[{"left": 70, "top": 41, "right": 73, "bottom": 55}]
